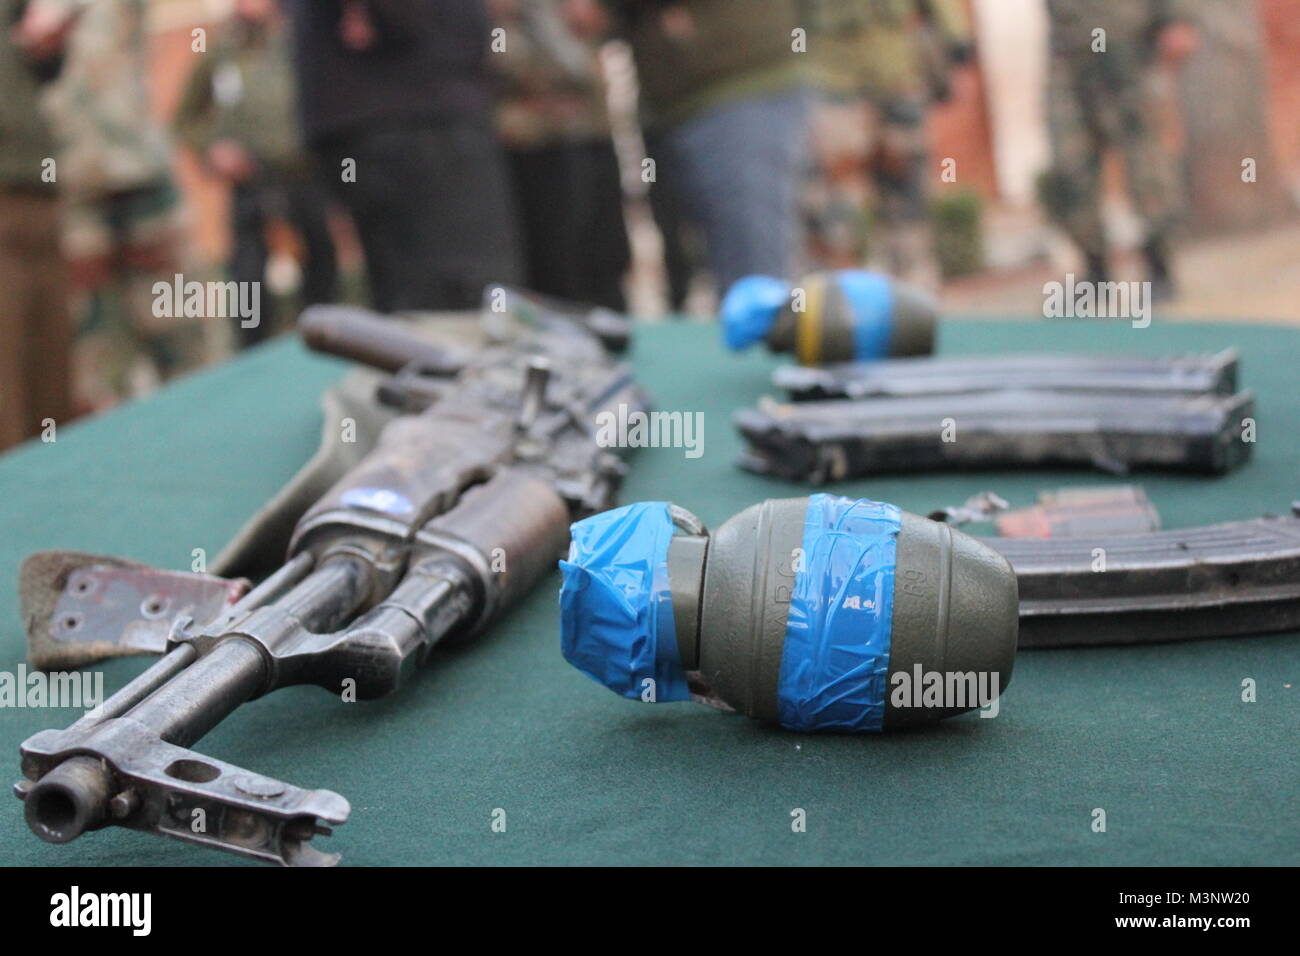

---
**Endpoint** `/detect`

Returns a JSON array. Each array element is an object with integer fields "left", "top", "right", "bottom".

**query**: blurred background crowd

[{"left": 2, "top": 0, "right": 1299, "bottom": 451}]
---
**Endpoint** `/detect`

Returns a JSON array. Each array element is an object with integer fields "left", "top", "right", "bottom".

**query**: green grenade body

[
  {"left": 764, "top": 272, "right": 937, "bottom": 366},
  {"left": 667, "top": 498, "right": 1018, "bottom": 728}
]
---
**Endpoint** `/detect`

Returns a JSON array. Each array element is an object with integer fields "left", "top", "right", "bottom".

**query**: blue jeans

[{"left": 655, "top": 89, "right": 810, "bottom": 292}]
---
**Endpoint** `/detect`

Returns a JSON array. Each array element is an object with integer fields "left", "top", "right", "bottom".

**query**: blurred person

[
  {"left": 647, "top": 171, "right": 698, "bottom": 312},
  {"left": 14, "top": 0, "right": 197, "bottom": 406},
  {"left": 175, "top": 0, "right": 337, "bottom": 347},
  {"left": 285, "top": 0, "right": 522, "bottom": 313},
  {"left": 0, "top": 0, "right": 71, "bottom": 450},
  {"left": 604, "top": 0, "right": 812, "bottom": 294},
  {"left": 1039, "top": 0, "right": 1198, "bottom": 302},
  {"left": 805, "top": 0, "right": 971, "bottom": 287},
  {"left": 493, "top": 0, "right": 630, "bottom": 311}
]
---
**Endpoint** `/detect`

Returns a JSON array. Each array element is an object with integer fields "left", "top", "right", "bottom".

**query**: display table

[{"left": 2, "top": 317, "right": 1295, "bottom": 866}]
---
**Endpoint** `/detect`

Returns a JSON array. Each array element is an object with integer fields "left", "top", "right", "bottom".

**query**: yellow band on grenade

[{"left": 795, "top": 273, "right": 827, "bottom": 366}]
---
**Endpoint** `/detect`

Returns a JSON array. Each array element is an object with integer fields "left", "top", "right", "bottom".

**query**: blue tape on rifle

[
  {"left": 777, "top": 494, "right": 901, "bottom": 732},
  {"left": 559, "top": 502, "right": 691, "bottom": 702},
  {"left": 837, "top": 270, "right": 895, "bottom": 360}
]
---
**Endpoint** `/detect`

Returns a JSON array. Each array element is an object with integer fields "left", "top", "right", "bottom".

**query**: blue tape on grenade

[
  {"left": 777, "top": 495, "right": 902, "bottom": 732},
  {"left": 836, "top": 270, "right": 896, "bottom": 361},
  {"left": 720, "top": 275, "right": 793, "bottom": 350},
  {"left": 559, "top": 502, "right": 691, "bottom": 703}
]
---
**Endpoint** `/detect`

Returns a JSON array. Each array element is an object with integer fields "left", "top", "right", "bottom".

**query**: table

[{"left": 2, "top": 317, "right": 1296, "bottom": 865}]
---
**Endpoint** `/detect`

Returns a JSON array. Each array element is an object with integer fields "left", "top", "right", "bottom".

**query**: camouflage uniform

[
  {"left": 492, "top": 0, "right": 629, "bottom": 311},
  {"left": 804, "top": 0, "right": 970, "bottom": 284},
  {"left": 494, "top": 0, "right": 612, "bottom": 150},
  {"left": 174, "top": 14, "right": 337, "bottom": 346},
  {"left": 1040, "top": 0, "right": 1191, "bottom": 277},
  {"left": 30, "top": 0, "right": 194, "bottom": 403}
]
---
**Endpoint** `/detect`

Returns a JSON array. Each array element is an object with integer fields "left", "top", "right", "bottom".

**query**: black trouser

[
  {"left": 507, "top": 139, "right": 630, "bottom": 313},
  {"left": 316, "top": 117, "right": 522, "bottom": 314},
  {"left": 231, "top": 173, "right": 337, "bottom": 347},
  {"left": 645, "top": 130, "right": 695, "bottom": 313}
]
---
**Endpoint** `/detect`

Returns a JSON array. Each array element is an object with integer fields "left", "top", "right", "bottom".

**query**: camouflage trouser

[
  {"left": 61, "top": 180, "right": 202, "bottom": 405},
  {"left": 1040, "top": 55, "right": 1183, "bottom": 257},
  {"left": 803, "top": 92, "right": 936, "bottom": 284}
]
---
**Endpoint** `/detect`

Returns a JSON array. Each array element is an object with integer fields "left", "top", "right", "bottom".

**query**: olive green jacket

[
  {"left": 606, "top": 0, "right": 809, "bottom": 129},
  {"left": 173, "top": 23, "right": 305, "bottom": 176}
]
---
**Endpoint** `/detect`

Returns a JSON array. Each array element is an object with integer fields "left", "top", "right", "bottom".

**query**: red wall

[{"left": 1260, "top": 0, "right": 1300, "bottom": 186}]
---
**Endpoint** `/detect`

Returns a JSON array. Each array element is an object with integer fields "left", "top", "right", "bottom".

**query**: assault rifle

[{"left": 15, "top": 302, "right": 648, "bottom": 866}]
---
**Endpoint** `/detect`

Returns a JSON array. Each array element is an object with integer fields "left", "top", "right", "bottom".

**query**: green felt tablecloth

[{"left": 1, "top": 318, "right": 1297, "bottom": 867}]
